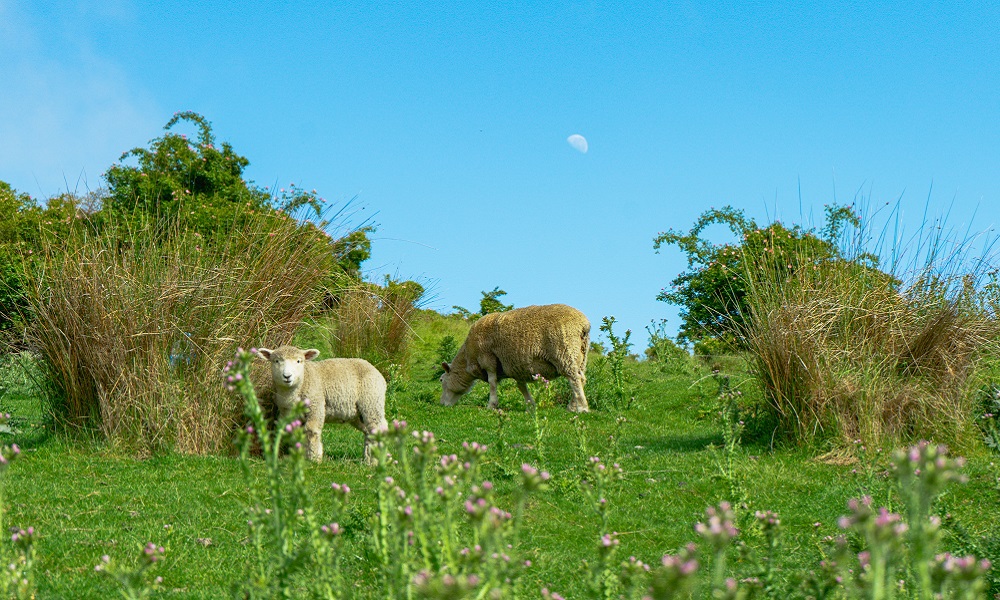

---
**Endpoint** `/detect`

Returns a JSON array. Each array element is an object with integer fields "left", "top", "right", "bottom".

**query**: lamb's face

[{"left": 256, "top": 346, "right": 320, "bottom": 390}]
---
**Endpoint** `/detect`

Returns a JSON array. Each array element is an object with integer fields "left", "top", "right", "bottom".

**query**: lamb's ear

[
  {"left": 441, "top": 362, "right": 451, "bottom": 373},
  {"left": 255, "top": 348, "right": 272, "bottom": 360},
  {"left": 304, "top": 349, "right": 321, "bottom": 361}
]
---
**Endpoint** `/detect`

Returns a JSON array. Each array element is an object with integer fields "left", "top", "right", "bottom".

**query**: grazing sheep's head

[
  {"left": 439, "top": 362, "right": 471, "bottom": 406},
  {"left": 256, "top": 346, "right": 321, "bottom": 390}
]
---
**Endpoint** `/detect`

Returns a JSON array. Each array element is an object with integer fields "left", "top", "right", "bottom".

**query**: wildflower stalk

[
  {"left": 893, "top": 441, "right": 966, "bottom": 600},
  {"left": 95, "top": 543, "right": 165, "bottom": 600},
  {"left": 0, "top": 413, "right": 33, "bottom": 598},
  {"left": 695, "top": 502, "right": 738, "bottom": 598},
  {"left": 225, "top": 348, "right": 317, "bottom": 598},
  {"left": 599, "top": 316, "right": 634, "bottom": 410},
  {"left": 580, "top": 455, "right": 623, "bottom": 598},
  {"left": 529, "top": 373, "right": 551, "bottom": 470}
]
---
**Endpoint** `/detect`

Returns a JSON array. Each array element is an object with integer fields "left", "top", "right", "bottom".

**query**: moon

[{"left": 566, "top": 134, "right": 588, "bottom": 154}]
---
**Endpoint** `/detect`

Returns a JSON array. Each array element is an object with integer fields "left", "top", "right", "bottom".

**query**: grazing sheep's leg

[
  {"left": 567, "top": 370, "right": 589, "bottom": 413},
  {"left": 362, "top": 430, "right": 377, "bottom": 466},
  {"left": 486, "top": 370, "right": 500, "bottom": 409},
  {"left": 516, "top": 380, "right": 535, "bottom": 406}
]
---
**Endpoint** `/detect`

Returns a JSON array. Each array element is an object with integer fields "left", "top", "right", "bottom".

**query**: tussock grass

[
  {"left": 22, "top": 212, "right": 335, "bottom": 455},
  {"left": 320, "top": 281, "right": 422, "bottom": 379},
  {"left": 742, "top": 206, "right": 1000, "bottom": 449}
]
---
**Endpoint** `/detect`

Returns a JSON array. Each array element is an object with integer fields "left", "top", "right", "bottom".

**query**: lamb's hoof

[{"left": 568, "top": 404, "right": 590, "bottom": 413}]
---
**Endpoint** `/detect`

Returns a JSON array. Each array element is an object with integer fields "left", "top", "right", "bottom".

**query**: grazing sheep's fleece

[
  {"left": 440, "top": 304, "right": 591, "bottom": 412},
  {"left": 255, "top": 345, "right": 387, "bottom": 465}
]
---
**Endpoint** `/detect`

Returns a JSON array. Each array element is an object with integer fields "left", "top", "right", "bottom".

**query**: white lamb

[{"left": 255, "top": 345, "right": 388, "bottom": 465}]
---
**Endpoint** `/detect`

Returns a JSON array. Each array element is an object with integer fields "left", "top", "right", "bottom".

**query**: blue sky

[{"left": 3, "top": 1, "right": 1000, "bottom": 349}]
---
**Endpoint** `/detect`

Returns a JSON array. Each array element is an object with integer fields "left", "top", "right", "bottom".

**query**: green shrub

[
  {"left": 103, "top": 112, "right": 281, "bottom": 238},
  {"left": 653, "top": 205, "right": 853, "bottom": 347},
  {"left": 0, "top": 182, "right": 82, "bottom": 338},
  {"left": 101, "top": 110, "right": 373, "bottom": 280},
  {"left": 452, "top": 286, "right": 513, "bottom": 320},
  {"left": 583, "top": 318, "right": 638, "bottom": 412}
]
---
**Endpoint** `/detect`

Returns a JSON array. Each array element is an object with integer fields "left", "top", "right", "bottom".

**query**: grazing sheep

[
  {"left": 255, "top": 345, "right": 387, "bottom": 465},
  {"left": 440, "top": 304, "right": 591, "bottom": 412}
]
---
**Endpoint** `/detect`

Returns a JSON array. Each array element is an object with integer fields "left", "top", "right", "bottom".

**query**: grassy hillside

[{"left": 0, "top": 312, "right": 998, "bottom": 598}]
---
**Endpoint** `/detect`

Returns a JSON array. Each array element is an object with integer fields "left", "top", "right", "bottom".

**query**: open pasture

[{"left": 1, "top": 315, "right": 998, "bottom": 598}]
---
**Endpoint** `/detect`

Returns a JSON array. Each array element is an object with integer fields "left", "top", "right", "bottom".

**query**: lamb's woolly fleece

[{"left": 256, "top": 345, "right": 387, "bottom": 464}]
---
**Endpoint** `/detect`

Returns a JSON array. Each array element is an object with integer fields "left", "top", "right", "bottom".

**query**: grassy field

[{"left": 1, "top": 311, "right": 999, "bottom": 598}]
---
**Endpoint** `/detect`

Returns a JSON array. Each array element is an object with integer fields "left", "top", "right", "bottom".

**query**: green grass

[{"left": 1, "top": 316, "right": 999, "bottom": 598}]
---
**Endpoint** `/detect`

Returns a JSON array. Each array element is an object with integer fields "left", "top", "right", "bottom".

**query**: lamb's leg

[
  {"left": 304, "top": 409, "right": 325, "bottom": 463},
  {"left": 516, "top": 380, "right": 535, "bottom": 406},
  {"left": 360, "top": 416, "right": 388, "bottom": 466},
  {"left": 487, "top": 370, "right": 500, "bottom": 409},
  {"left": 305, "top": 426, "right": 324, "bottom": 462}
]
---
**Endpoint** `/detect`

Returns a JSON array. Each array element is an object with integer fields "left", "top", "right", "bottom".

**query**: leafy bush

[
  {"left": 452, "top": 286, "right": 513, "bottom": 320},
  {"left": 653, "top": 204, "right": 855, "bottom": 347},
  {"left": 103, "top": 111, "right": 373, "bottom": 281},
  {"left": 0, "top": 182, "right": 82, "bottom": 338},
  {"left": 103, "top": 112, "right": 285, "bottom": 238}
]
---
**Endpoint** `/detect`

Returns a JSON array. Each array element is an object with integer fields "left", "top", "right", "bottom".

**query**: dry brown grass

[
  {"left": 744, "top": 258, "right": 996, "bottom": 449},
  {"left": 22, "top": 212, "right": 336, "bottom": 455},
  {"left": 322, "top": 279, "right": 422, "bottom": 379}
]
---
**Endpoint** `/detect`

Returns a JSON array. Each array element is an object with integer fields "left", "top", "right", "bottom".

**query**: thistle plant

[
  {"left": 695, "top": 501, "right": 740, "bottom": 598},
  {"left": 599, "top": 316, "right": 634, "bottom": 411},
  {"left": 893, "top": 441, "right": 974, "bottom": 600},
  {"left": 646, "top": 545, "right": 699, "bottom": 600},
  {"left": 94, "top": 543, "right": 165, "bottom": 600},
  {"left": 837, "top": 496, "right": 908, "bottom": 600},
  {"left": 579, "top": 455, "right": 624, "bottom": 599},
  {"left": 529, "top": 373, "right": 552, "bottom": 469},
  {"left": 820, "top": 441, "right": 989, "bottom": 600},
  {"left": 928, "top": 553, "right": 991, "bottom": 600},
  {"left": 0, "top": 413, "right": 33, "bottom": 599},
  {"left": 369, "top": 420, "right": 548, "bottom": 599},
  {"left": 225, "top": 348, "right": 341, "bottom": 599},
  {"left": 712, "top": 390, "right": 747, "bottom": 508},
  {"left": 752, "top": 510, "right": 782, "bottom": 597}
]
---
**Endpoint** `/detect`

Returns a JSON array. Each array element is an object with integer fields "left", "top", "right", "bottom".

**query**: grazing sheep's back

[
  {"left": 477, "top": 304, "right": 590, "bottom": 381},
  {"left": 442, "top": 304, "right": 591, "bottom": 411}
]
